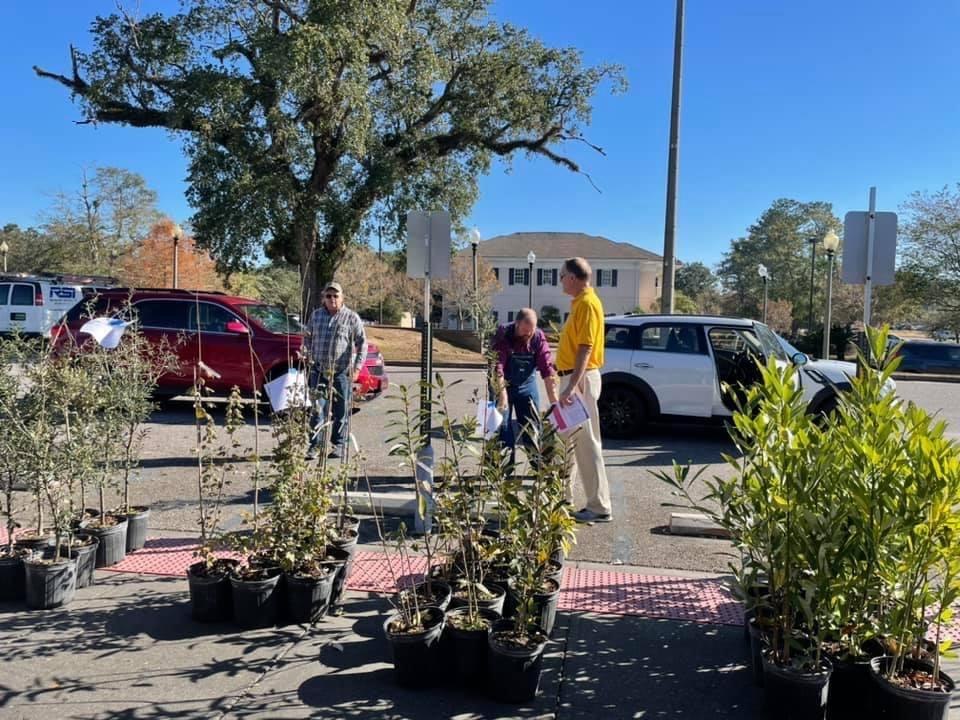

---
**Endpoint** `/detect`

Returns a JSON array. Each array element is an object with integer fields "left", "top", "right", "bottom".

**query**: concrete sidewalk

[{"left": 0, "top": 569, "right": 759, "bottom": 719}]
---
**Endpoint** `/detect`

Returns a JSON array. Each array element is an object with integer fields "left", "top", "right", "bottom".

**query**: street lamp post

[
  {"left": 171, "top": 223, "right": 183, "bottom": 289},
  {"left": 470, "top": 228, "right": 480, "bottom": 332},
  {"left": 757, "top": 264, "right": 769, "bottom": 323},
  {"left": 526, "top": 250, "right": 536, "bottom": 309},
  {"left": 807, "top": 235, "right": 818, "bottom": 339},
  {"left": 821, "top": 231, "right": 840, "bottom": 360},
  {"left": 0, "top": 240, "right": 8, "bottom": 273}
]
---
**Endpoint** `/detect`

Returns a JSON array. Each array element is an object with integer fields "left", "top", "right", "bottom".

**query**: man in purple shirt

[{"left": 492, "top": 308, "right": 558, "bottom": 454}]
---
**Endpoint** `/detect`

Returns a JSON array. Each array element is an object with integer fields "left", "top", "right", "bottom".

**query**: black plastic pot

[
  {"left": 327, "top": 512, "right": 361, "bottom": 534},
  {"left": 449, "top": 582, "right": 506, "bottom": 616},
  {"left": 486, "top": 620, "right": 549, "bottom": 703},
  {"left": 444, "top": 606, "right": 501, "bottom": 686},
  {"left": 63, "top": 535, "right": 99, "bottom": 589},
  {"left": 748, "top": 618, "right": 767, "bottom": 688},
  {"left": 825, "top": 651, "right": 874, "bottom": 717},
  {"left": 741, "top": 582, "right": 770, "bottom": 645},
  {"left": 329, "top": 534, "right": 358, "bottom": 609},
  {"left": 187, "top": 560, "right": 237, "bottom": 623},
  {"left": 384, "top": 605, "right": 446, "bottom": 688},
  {"left": 125, "top": 507, "right": 150, "bottom": 552},
  {"left": 396, "top": 579, "right": 452, "bottom": 613},
  {"left": 0, "top": 553, "right": 27, "bottom": 602},
  {"left": 14, "top": 532, "right": 55, "bottom": 554},
  {"left": 24, "top": 554, "right": 77, "bottom": 610},
  {"left": 87, "top": 519, "right": 128, "bottom": 568},
  {"left": 230, "top": 568, "right": 282, "bottom": 629},
  {"left": 869, "top": 656, "right": 955, "bottom": 720},
  {"left": 284, "top": 568, "right": 336, "bottom": 624},
  {"left": 761, "top": 652, "right": 831, "bottom": 720},
  {"left": 544, "top": 560, "right": 564, "bottom": 589},
  {"left": 509, "top": 578, "right": 560, "bottom": 636}
]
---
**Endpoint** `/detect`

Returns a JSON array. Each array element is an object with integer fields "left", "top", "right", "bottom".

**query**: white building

[{"left": 453, "top": 232, "right": 663, "bottom": 327}]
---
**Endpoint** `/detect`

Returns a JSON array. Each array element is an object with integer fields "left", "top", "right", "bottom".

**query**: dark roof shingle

[{"left": 476, "top": 232, "right": 661, "bottom": 261}]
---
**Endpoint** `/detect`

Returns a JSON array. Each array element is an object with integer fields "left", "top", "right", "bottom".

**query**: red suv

[{"left": 53, "top": 289, "right": 388, "bottom": 400}]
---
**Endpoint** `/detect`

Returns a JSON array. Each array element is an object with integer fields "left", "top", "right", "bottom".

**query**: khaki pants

[{"left": 562, "top": 368, "right": 612, "bottom": 515}]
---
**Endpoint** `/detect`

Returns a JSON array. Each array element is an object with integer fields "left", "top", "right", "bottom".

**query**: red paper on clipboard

[{"left": 548, "top": 392, "right": 590, "bottom": 433}]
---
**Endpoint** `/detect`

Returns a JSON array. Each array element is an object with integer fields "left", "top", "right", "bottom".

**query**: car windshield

[
  {"left": 237, "top": 303, "right": 302, "bottom": 334},
  {"left": 775, "top": 332, "right": 802, "bottom": 358},
  {"left": 752, "top": 323, "right": 788, "bottom": 361}
]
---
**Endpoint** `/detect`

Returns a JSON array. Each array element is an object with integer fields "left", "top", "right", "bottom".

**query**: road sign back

[{"left": 841, "top": 210, "right": 897, "bottom": 286}]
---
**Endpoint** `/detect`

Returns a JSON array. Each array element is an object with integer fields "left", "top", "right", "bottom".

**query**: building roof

[{"left": 476, "top": 232, "right": 662, "bottom": 261}]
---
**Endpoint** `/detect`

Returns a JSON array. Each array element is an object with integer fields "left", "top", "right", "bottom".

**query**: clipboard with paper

[{"left": 548, "top": 391, "right": 590, "bottom": 433}]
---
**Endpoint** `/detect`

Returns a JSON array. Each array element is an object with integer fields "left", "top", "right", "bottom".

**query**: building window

[
  {"left": 563, "top": 312, "right": 570, "bottom": 321},
  {"left": 507, "top": 311, "right": 515, "bottom": 322},
  {"left": 491, "top": 310, "right": 498, "bottom": 323},
  {"left": 509, "top": 268, "right": 530, "bottom": 286},
  {"left": 537, "top": 268, "right": 558, "bottom": 286},
  {"left": 655, "top": 276, "right": 659, "bottom": 288},
  {"left": 493, "top": 268, "right": 499, "bottom": 281},
  {"left": 596, "top": 269, "right": 618, "bottom": 287}
]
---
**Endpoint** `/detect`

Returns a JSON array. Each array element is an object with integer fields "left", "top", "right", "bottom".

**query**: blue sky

[{"left": 2, "top": 0, "right": 958, "bottom": 269}]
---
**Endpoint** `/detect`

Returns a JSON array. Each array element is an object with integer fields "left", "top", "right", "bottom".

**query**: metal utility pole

[
  {"left": 378, "top": 226, "right": 384, "bottom": 325},
  {"left": 807, "top": 236, "right": 817, "bottom": 339},
  {"left": 660, "top": 0, "right": 685, "bottom": 315}
]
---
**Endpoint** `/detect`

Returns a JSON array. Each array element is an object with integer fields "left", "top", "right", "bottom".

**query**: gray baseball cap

[{"left": 323, "top": 281, "right": 343, "bottom": 294}]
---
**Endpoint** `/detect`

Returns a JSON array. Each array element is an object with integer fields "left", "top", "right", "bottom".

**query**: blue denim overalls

[{"left": 501, "top": 330, "right": 541, "bottom": 458}]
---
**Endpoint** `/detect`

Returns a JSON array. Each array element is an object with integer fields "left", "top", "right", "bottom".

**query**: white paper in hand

[
  {"left": 548, "top": 392, "right": 590, "bottom": 433},
  {"left": 475, "top": 400, "right": 503, "bottom": 439},
  {"left": 264, "top": 368, "right": 309, "bottom": 413},
  {"left": 80, "top": 317, "right": 131, "bottom": 349}
]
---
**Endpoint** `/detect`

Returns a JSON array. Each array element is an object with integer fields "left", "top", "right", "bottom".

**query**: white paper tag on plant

[
  {"left": 80, "top": 317, "right": 131, "bottom": 349},
  {"left": 475, "top": 400, "right": 503, "bottom": 439},
  {"left": 265, "top": 368, "right": 309, "bottom": 412}
]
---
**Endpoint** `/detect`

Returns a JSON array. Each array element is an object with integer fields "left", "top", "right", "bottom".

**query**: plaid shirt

[{"left": 304, "top": 305, "right": 367, "bottom": 377}]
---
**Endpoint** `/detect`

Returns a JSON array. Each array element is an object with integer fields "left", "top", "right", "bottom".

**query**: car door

[
  {"left": 132, "top": 299, "right": 196, "bottom": 393},
  {"left": 0, "top": 284, "right": 9, "bottom": 333},
  {"left": 6, "top": 283, "right": 42, "bottom": 335},
  {"left": 602, "top": 323, "right": 639, "bottom": 373},
  {"left": 633, "top": 323, "right": 714, "bottom": 417},
  {"left": 187, "top": 301, "right": 253, "bottom": 392}
]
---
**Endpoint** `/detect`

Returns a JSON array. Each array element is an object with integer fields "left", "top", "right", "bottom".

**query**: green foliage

[
  {"left": 901, "top": 184, "right": 960, "bottom": 319},
  {"left": 539, "top": 305, "right": 562, "bottom": 328},
  {"left": 193, "top": 384, "right": 246, "bottom": 566},
  {"left": 717, "top": 199, "right": 841, "bottom": 328},
  {"left": 675, "top": 261, "right": 717, "bottom": 298},
  {"left": 38, "top": 0, "right": 625, "bottom": 306},
  {"left": 657, "top": 325, "right": 960, "bottom": 685}
]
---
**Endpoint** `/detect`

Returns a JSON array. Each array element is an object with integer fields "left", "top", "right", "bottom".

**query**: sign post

[
  {"left": 841, "top": 187, "right": 897, "bottom": 355},
  {"left": 406, "top": 210, "right": 450, "bottom": 533}
]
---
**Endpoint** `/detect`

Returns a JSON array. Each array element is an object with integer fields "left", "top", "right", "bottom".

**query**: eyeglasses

[{"left": 324, "top": 293, "right": 340, "bottom": 299}]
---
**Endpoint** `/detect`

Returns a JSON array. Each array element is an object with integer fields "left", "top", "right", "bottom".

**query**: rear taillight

[
  {"left": 34, "top": 290, "right": 43, "bottom": 306},
  {"left": 49, "top": 324, "right": 65, "bottom": 340}
]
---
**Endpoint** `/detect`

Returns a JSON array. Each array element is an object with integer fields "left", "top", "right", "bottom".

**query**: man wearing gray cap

[{"left": 304, "top": 281, "right": 367, "bottom": 460}]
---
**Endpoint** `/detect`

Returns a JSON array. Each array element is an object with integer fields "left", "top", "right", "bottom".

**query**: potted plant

[
  {"left": 0, "top": 336, "right": 31, "bottom": 601},
  {"left": 382, "top": 521, "right": 446, "bottom": 688},
  {"left": 186, "top": 382, "right": 242, "bottom": 622},
  {"left": 658, "top": 358, "right": 835, "bottom": 718},
  {"left": 487, "top": 420, "right": 573, "bottom": 703},
  {"left": 432, "top": 380, "right": 505, "bottom": 686},
  {"left": 248, "top": 402, "right": 346, "bottom": 627},
  {"left": 18, "top": 351, "right": 81, "bottom": 609}
]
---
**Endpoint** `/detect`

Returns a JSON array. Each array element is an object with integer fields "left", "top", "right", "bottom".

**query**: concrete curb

[
  {"left": 891, "top": 373, "right": 960, "bottom": 384},
  {"left": 388, "top": 361, "right": 487, "bottom": 370}
]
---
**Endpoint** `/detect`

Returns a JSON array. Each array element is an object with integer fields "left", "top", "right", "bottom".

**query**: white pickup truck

[{"left": 0, "top": 274, "right": 114, "bottom": 337}]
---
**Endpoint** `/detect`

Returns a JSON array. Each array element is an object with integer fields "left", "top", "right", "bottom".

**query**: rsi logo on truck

[{"left": 50, "top": 287, "right": 77, "bottom": 300}]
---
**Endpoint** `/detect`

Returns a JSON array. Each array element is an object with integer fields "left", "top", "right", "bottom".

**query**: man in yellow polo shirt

[{"left": 556, "top": 256, "right": 612, "bottom": 523}]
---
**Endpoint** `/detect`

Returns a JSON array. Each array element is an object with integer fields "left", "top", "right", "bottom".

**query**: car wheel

[{"left": 598, "top": 385, "right": 644, "bottom": 439}]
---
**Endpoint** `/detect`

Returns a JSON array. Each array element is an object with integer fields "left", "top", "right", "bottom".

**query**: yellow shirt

[{"left": 556, "top": 287, "right": 605, "bottom": 370}]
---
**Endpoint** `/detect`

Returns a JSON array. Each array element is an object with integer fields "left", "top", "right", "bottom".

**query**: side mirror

[
  {"left": 791, "top": 352, "right": 809, "bottom": 366},
  {"left": 225, "top": 320, "right": 249, "bottom": 334}
]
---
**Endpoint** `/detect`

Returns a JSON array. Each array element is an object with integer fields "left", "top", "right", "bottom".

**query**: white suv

[{"left": 597, "top": 314, "right": 863, "bottom": 438}]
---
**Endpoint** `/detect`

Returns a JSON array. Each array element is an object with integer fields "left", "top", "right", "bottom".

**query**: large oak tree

[{"left": 36, "top": 0, "right": 623, "bottom": 310}]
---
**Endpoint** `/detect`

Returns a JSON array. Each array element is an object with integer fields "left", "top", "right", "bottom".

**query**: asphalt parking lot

[{"left": 16, "top": 367, "right": 958, "bottom": 576}]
